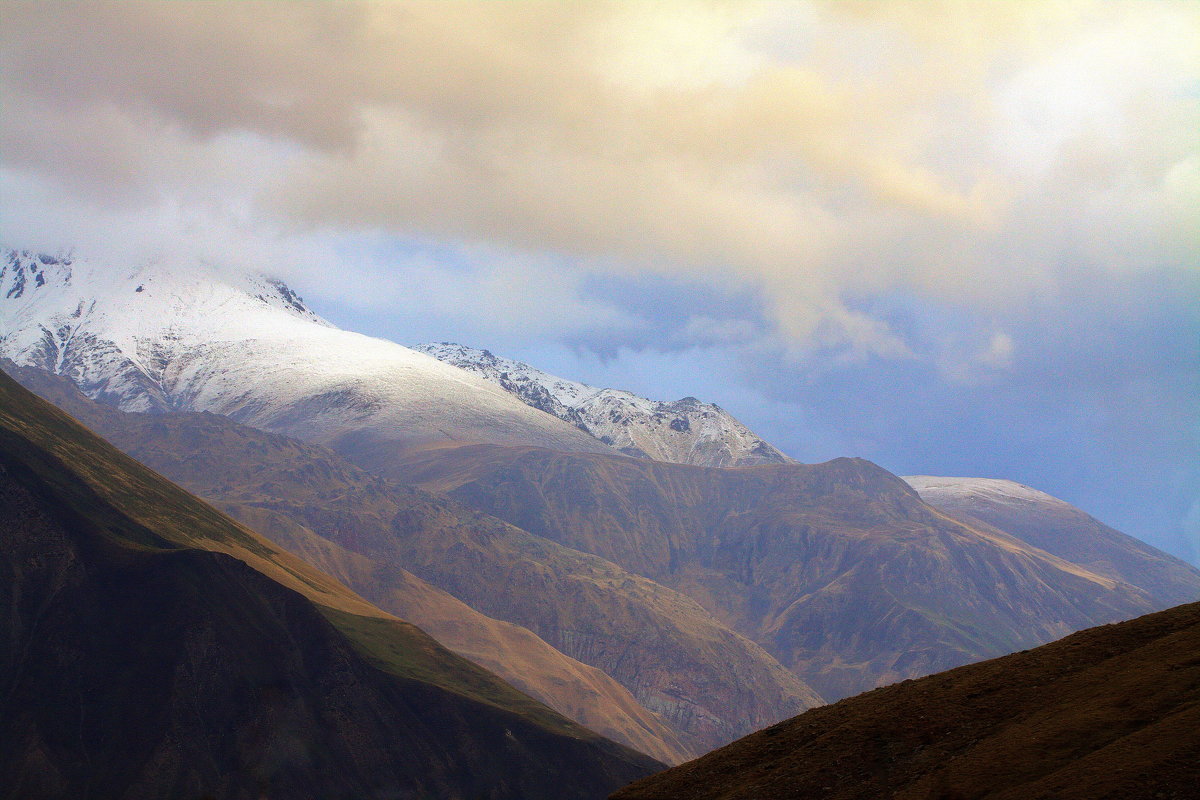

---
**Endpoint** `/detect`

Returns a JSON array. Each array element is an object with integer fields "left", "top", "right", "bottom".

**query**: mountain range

[
  {"left": 382, "top": 442, "right": 1192, "bottom": 701},
  {"left": 415, "top": 342, "right": 792, "bottom": 467},
  {"left": 3, "top": 247, "right": 1198, "bottom": 793},
  {"left": 2, "top": 360, "right": 816, "bottom": 760}
]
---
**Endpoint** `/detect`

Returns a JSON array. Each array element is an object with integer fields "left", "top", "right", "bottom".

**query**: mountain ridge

[
  {"left": 2, "top": 359, "right": 819, "bottom": 757},
  {"left": 905, "top": 475, "right": 1200, "bottom": 607},
  {"left": 0, "top": 249, "right": 611, "bottom": 454},
  {"left": 379, "top": 442, "right": 1166, "bottom": 701},
  {"left": 416, "top": 341, "right": 792, "bottom": 467}
]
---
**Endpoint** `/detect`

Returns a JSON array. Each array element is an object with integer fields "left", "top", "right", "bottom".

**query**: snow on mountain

[
  {"left": 415, "top": 342, "right": 793, "bottom": 468},
  {"left": 0, "top": 249, "right": 611, "bottom": 454},
  {"left": 904, "top": 474, "right": 1200, "bottom": 608},
  {"left": 902, "top": 476, "right": 1073, "bottom": 509}
]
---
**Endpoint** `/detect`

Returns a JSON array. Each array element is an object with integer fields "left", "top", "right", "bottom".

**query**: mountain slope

[
  {"left": 0, "top": 249, "right": 609, "bottom": 453},
  {"left": 249, "top": 519, "right": 695, "bottom": 764},
  {"left": 0, "top": 368, "right": 660, "bottom": 799},
  {"left": 905, "top": 475, "right": 1200, "bottom": 608},
  {"left": 3, "top": 361, "right": 819, "bottom": 756},
  {"left": 417, "top": 342, "right": 791, "bottom": 467},
  {"left": 380, "top": 444, "right": 1163, "bottom": 701},
  {"left": 613, "top": 601, "right": 1200, "bottom": 800}
]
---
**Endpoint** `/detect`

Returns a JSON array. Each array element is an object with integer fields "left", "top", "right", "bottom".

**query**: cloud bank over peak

[{"left": 2, "top": 1, "right": 1196, "bottom": 355}]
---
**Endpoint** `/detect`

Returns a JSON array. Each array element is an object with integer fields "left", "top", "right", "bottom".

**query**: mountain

[
  {"left": 0, "top": 249, "right": 609, "bottom": 454},
  {"left": 0, "top": 369, "right": 660, "bottom": 799},
  {"left": 5, "top": 248, "right": 1183, "bottom": 742},
  {"left": 904, "top": 475, "right": 1200, "bottom": 608},
  {"left": 380, "top": 443, "right": 1165, "bottom": 701},
  {"left": 416, "top": 342, "right": 791, "bottom": 467},
  {"left": 612, "top": 600, "right": 1200, "bottom": 800},
  {"left": 3, "top": 360, "right": 820, "bottom": 757}
]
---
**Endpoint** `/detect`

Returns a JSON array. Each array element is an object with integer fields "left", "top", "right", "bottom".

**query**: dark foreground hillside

[
  {"left": 0, "top": 370, "right": 660, "bottom": 799},
  {"left": 613, "top": 600, "right": 1200, "bottom": 800}
]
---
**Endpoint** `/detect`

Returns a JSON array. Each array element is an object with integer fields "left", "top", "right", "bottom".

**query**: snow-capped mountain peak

[
  {"left": 0, "top": 249, "right": 610, "bottom": 455},
  {"left": 1, "top": 251, "right": 73, "bottom": 299},
  {"left": 902, "top": 475, "right": 1072, "bottom": 509},
  {"left": 416, "top": 342, "right": 793, "bottom": 468},
  {"left": 1, "top": 249, "right": 329, "bottom": 342}
]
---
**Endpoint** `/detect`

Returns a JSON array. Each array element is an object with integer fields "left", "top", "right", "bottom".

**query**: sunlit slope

[
  {"left": 224, "top": 504, "right": 694, "bottom": 765},
  {"left": 906, "top": 475, "right": 1200, "bottom": 607}
]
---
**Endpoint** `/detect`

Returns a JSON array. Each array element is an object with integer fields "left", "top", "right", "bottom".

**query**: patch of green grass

[{"left": 320, "top": 607, "right": 589, "bottom": 740}]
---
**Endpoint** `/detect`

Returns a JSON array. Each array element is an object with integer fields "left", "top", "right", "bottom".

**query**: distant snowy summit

[
  {"left": 0, "top": 249, "right": 608, "bottom": 454},
  {"left": 903, "top": 475, "right": 1071, "bottom": 508},
  {"left": 903, "top": 474, "right": 1200, "bottom": 607},
  {"left": 416, "top": 342, "right": 793, "bottom": 468},
  {"left": 0, "top": 247, "right": 791, "bottom": 467}
]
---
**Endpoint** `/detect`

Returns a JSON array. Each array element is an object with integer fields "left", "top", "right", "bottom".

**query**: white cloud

[
  {"left": 673, "top": 316, "right": 761, "bottom": 347},
  {"left": 979, "top": 331, "right": 1015, "bottom": 369},
  {"left": 1, "top": 1, "right": 1196, "bottom": 356}
]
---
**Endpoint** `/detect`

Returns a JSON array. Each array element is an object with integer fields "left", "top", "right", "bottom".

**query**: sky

[{"left": 1, "top": 1, "right": 1197, "bottom": 562}]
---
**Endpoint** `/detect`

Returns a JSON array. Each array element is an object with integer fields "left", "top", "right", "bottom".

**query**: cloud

[
  {"left": 672, "top": 316, "right": 761, "bottom": 347},
  {"left": 979, "top": 331, "right": 1014, "bottom": 369},
  {"left": 367, "top": 256, "right": 640, "bottom": 344},
  {"left": 1, "top": 0, "right": 1197, "bottom": 356}
]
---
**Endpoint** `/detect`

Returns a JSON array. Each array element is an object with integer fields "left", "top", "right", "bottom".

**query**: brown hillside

[
  {"left": 907, "top": 476, "right": 1200, "bottom": 608},
  {"left": 372, "top": 443, "right": 1159, "bottom": 700},
  {"left": 613, "top": 600, "right": 1200, "bottom": 800}
]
